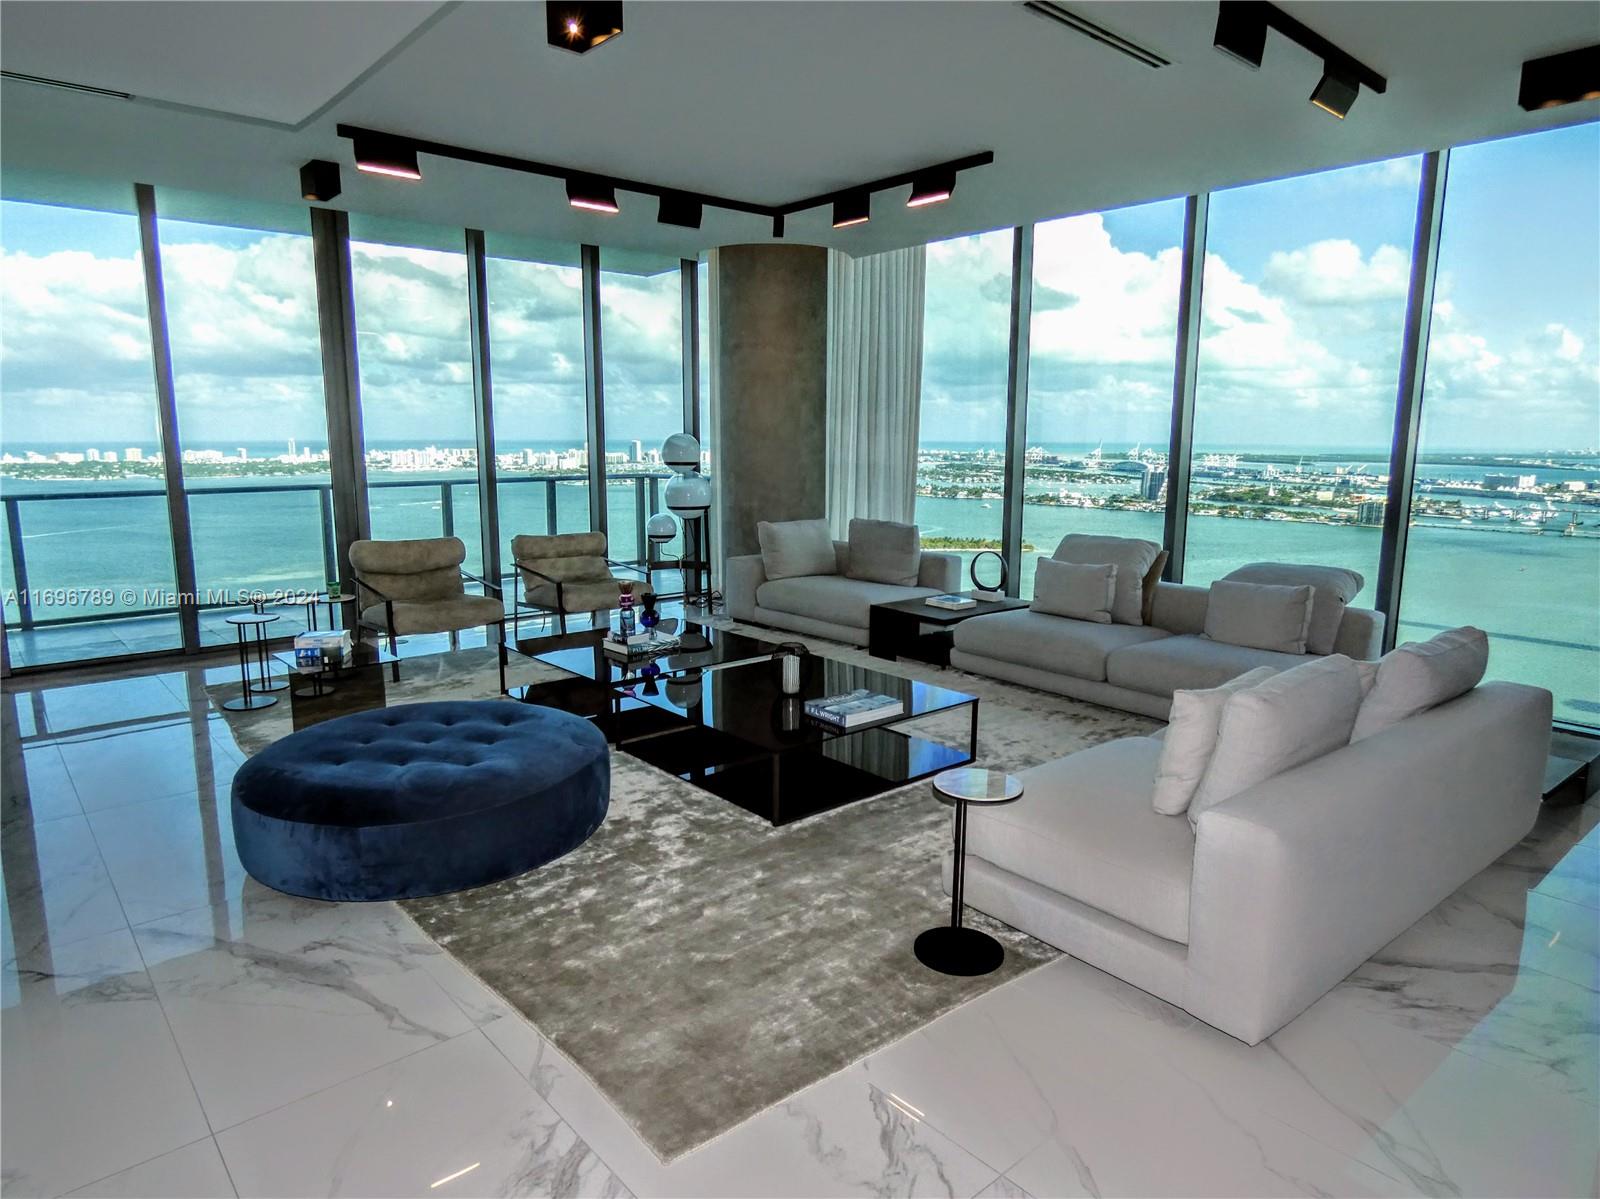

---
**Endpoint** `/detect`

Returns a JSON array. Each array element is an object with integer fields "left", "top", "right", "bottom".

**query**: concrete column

[{"left": 713, "top": 244, "right": 828, "bottom": 560}]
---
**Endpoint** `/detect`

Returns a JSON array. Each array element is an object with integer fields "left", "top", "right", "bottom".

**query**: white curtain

[{"left": 825, "top": 245, "right": 927, "bottom": 539}]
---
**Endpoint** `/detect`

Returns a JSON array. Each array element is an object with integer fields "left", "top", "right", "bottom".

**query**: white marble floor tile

[
  {"left": 132, "top": 893, "right": 474, "bottom": 1131},
  {"left": 972, "top": 1175, "right": 1033, "bottom": 1199},
  {"left": 65, "top": 1138, "right": 237, "bottom": 1199},
  {"left": 1, "top": 928, "right": 212, "bottom": 1198},
  {"left": 215, "top": 1031, "right": 628, "bottom": 1198},
  {"left": 55, "top": 721, "right": 234, "bottom": 813},
  {"left": 1, "top": 812, "right": 129, "bottom": 964},
  {"left": 1, "top": 743, "right": 83, "bottom": 831},
  {"left": 87, "top": 791, "right": 253, "bottom": 926}
]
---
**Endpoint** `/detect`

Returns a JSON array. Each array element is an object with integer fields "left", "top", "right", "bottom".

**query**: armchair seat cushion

[
  {"left": 756, "top": 575, "right": 936, "bottom": 630},
  {"left": 1106, "top": 634, "right": 1311, "bottom": 697},
  {"left": 966, "top": 736, "right": 1194, "bottom": 944},
  {"left": 523, "top": 578, "right": 646, "bottom": 613},
  {"left": 953, "top": 609, "right": 1170, "bottom": 682},
  {"left": 360, "top": 594, "right": 504, "bottom": 636}
]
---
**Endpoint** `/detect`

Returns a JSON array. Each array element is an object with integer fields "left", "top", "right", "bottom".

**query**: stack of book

[
  {"left": 804, "top": 689, "right": 904, "bottom": 729},
  {"left": 602, "top": 631, "right": 680, "bottom": 659},
  {"left": 926, "top": 593, "right": 976, "bottom": 611}
]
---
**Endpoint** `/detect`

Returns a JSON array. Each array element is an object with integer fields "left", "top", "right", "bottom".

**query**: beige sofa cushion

[
  {"left": 1106, "top": 634, "right": 1310, "bottom": 696},
  {"left": 1052, "top": 534, "right": 1162, "bottom": 626},
  {"left": 1032, "top": 559, "right": 1117, "bottom": 624},
  {"left": 758, "top": 519, "right": 837, "bottom": 580},
  {"left": 953, "top": 609, "right": 1170, "bottom": 682},
  {"left": 1224, "top": 562, "right": 1365, "bottom": 656},
  {"left": 1352, "top": 626, "right": 1489, "bottom": 742},
  {"left": 1152, "top": 665, "right": 1280, "bottom": 816},
  {"left": 845, "top": 518, "right": 920, "bottom": 586},
  {"left": 756, "top": 575, "right": 935, "bottom": 630},
  {"left": 1203, "top": 580, "right": 1315, "bottom": 654},
  {"left": 1188, "top": 654, "right": 1363, "bottom": 829},
  {"left": 966, "top": 736, "right": 1195, "bottom": 943}
]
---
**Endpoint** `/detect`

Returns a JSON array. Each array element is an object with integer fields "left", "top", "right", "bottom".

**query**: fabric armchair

[
  {"left": 348, "top": 536, "right": 506, "bottom": 679},
  {"left": 511, "top": 531, "right": 651, "bottom": 635}
]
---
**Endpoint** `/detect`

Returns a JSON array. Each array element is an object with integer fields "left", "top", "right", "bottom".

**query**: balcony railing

[{"left": 1, "top": 472, "right": 671, "bottom": 631}]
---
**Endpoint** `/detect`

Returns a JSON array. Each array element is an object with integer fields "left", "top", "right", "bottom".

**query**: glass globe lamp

[
  {"left": 664, "top": 471, "right": 712, "bottom": 517},
  {"left": 661, "top": 432, "right": 701, "bottom": 475},
  {"left": 646, "top": 512, "right": 678, "bottom": 545}
]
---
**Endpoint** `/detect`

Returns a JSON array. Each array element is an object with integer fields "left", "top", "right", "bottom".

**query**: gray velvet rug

[{"left": 212, "top": 623, "right": 1160, "bottom": 1162}]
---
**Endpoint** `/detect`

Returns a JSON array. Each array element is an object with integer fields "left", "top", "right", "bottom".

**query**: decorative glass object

[
  {"left": 640, "top": 592, "right": 660, "bottom": 630},
  {"left": 664, "top": 472, "right": 712, "bottom": 517},
  {"left": 661, "top": 432, "right": 701, "bottom": 475},
  {"left": 772, "top": 641, "right": 810, "bottom": 695}
]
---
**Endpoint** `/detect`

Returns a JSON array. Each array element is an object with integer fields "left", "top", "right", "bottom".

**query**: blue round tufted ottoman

[{"left": 231, "top": 701, "right": 610, "bottom": 901}]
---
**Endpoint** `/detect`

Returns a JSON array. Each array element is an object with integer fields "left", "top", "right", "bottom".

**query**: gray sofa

[
  {"left": 949, "top": 679, "right": 1552, "bottom": 1044},
  {"left": 725, "top": 541, "right": 962, "bottom": 646},
  {"left": 951, "top": 579, "right": 1384, "bottom": 719}
]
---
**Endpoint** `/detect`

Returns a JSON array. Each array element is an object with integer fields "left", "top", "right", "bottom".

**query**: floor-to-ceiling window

[
  {"left": 1182, "top": 156, "right": 1422, "bottom": 598},
  {"left": 156, "top": 191, "right": 331, "bottom": 644},
  {"left": 1400, "top": 124, "right": 1600, "bottom": 729},
  {"left": 598, "top": 250, "right": 682, "bottom": 569},
  {"left": 697, "top": 257, "right": 711, "bottom": 471},
  {"left": 0, "top": 185, "right": 182, "bottom": 665},
  {"left": 484, "top": 235, "right": 586, "bottom": 587},
  {"left": 349, "top": 216, "right": 482, "bottom": 575},
  {"left": 1022, "top": 200, "right": 1185, "bottom": 596},
  {"left": 915, "top": 229, "right": 1013, "bottom": 586}
]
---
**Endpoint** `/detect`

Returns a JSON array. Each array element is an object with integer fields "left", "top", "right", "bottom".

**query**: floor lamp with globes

[{"left": 655, "top": 432, "right": 712, "bottom": 609}]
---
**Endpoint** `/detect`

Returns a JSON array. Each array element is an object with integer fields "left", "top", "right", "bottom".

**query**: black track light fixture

[
  {"left": 907, "top": 167, "right": 957, "bottom": 208},
  {"left": 1518, "top": 44, "right": 1600, "bottom": 111},
  {"left": 1309, "top": 62, "right": 1360, "bottom": 118},
  {"left": 547, "top": 1, "right": 623, "bottom": 54},
  {"left": 832, "top": 191, "right": 871, "bottom": 229},
  {"left": 352, "top": 134, "right": 421, "bottom": 181},
  {"left": 566, "top": 174, "right": 619, "bottom": 214},
  {"left": 299, "top": 159, "right": 341, "bottom": 203},
  {"left": 657, "top": 193, "right": 703, "bottom": 229},
  {"left": 1213, "top": 1, "right": 1385, "bottom": 118}
]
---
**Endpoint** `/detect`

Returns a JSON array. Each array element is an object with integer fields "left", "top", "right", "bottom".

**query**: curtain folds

[{"left": 825, "top": 245, "right": 927, "bottom": 538}]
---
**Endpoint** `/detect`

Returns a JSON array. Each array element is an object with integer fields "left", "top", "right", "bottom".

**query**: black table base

[{"left": 915, "top": 792, "right": 1004, "bottom": 976}]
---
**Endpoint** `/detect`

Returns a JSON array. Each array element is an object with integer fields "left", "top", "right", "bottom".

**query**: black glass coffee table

[{"left": 627, "top": 655, "right": 979, "bottom": 825}]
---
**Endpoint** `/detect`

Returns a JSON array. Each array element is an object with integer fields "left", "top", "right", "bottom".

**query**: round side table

[
  {"left": 915, "top": 767, "right": 1022, "bottom": 977},
  {"left": 224, "top": 613, "right": 281, "bottom": 712},
  {"left": 305, "top": 591, "right": 355, "bottom": 632}
]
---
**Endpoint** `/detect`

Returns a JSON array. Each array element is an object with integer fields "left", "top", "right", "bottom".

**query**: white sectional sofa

[
  {"left": 947, "top": 663, "right": 1552, "bottom": 1044},
  {"left": 951, "top": 578, "right": 1384, "bottom": 719}
]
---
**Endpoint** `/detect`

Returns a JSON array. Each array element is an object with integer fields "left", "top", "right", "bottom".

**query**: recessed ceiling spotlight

[
  {"left": 1518, "top": 44, "right": 1600, "bottom": 110},
  {"left": 1213, "top": 1, "right": 1267, "bottom": 69},
  {"left": 299, "top": 159, "right": 342, "bottom": 202},
  {"left": 832, "top": 191, "right": 871, "bottom": 229},
  {"left": 566, "top": 174, "right": 619, "bottom": 213},
  {"left": 547, "top": 1, "right": 623, "bottom": 53},
  {"left": 352, "top": 134, "right": 421, "bottom": 180},
  {"left": 1309, "top": 62, "right": 1360, "bottom": 118},
  {"left": 657, "top": 193, "right": 703, "bottom": 229},
  {"left": 907, "top": 167, "right": 956, "bottom": 208}
]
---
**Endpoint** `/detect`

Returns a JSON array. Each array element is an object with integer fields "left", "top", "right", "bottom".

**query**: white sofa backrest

[{"left": 1148, "top": 580, "right": 1384, "bottom": 659}]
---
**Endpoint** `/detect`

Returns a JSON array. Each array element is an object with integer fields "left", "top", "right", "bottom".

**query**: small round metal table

[
  {"left": 304, "top": 591, "right": 355, "bottom": 632},
  {"left": 223, "top": 613, "right": 281, "bottom": 712},
  {"left": 915, "top": 767, "right": 1023, "bottom": 977}
]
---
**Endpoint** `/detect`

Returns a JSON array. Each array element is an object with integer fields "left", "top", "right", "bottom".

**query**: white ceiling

[{"left": 1, "top": 0, "right": 1596, "bottom": 257}]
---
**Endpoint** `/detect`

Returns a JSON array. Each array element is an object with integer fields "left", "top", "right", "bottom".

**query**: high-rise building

[
  {"left": 1358, "top": 500, "right": 1386, "bottom": 526},
  {"left": 1141, "top": 467, "right": 1167, "bottom": 503}
]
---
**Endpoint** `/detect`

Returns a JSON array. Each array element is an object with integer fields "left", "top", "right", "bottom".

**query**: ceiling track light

[
  {"left": 299, "top": 159, "right": 342, "bottom": 203},
  {"left": 1518, "top": 44, "right": 1600, "bottom": 111},
  {"left": 1212, "top": 0, "right": 1386, "bottom": 118},
  {"left": 832, "top": 191, "right": 872, "bottom": 229},
  {"left": 657, "top": 193, "right": 702, "bottom": 229},
  {"left": 907, "top": 167, "right": 957, "bottom": 208},
  {"left": 566, "top": 174, "right": 619, "bottom": 214},
  {"left": 546, "top": 1, "right": 623, "bottom": 53},
  {"left": 352, "top": 133, "right": 421, "bottom": 180}
]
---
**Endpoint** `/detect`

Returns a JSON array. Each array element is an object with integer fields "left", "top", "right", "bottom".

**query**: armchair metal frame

[
  {"left": 350, "top": 568, "right": 507, "bottom": 691},
  {"left": 510, "top": 557, "right": 651, "bottom": 638}
]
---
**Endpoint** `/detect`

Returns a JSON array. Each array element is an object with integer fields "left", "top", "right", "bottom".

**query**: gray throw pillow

[
  {"left": 1052, "top": 534, "right": 1161, "bottom": 626},
  {"left": 1203, "top": 580, "right": 1315, "bottom": 654},
  {"left": 1351, "top": 626, "right": 1488, "bottom": 742},
  {"left": 1223, "top": 562, "right": 1364, "bottom": 656},
  {"left": 1031, "top": 558, "right": 1117, "bottom": 623},
  {"left": 757, "top": 519, "right": 837, "bottom": 580},
  {"left": 845, "top": 518, "right": 921, "bottom": 586}
]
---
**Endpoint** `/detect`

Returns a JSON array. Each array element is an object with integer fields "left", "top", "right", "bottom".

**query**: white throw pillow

[
  {"left": 1031, "top": 559, "right": 1117, "bottom": 624},
  {"left": 757, "top": 519, "right": 837, "bottom": 581},
  {"left": 1052, "top": 534, "right": 1161, "bottom": 626},
  {"left": 1203, "top": 580, "right": 1315, "bottom": 654},
  {"left": 1152, "top": 666, "right": 1280, "bottom": 816},
  {"left": 1223, "top": 562, "right": 1364, "bottom": 656},
  {"left": 1187, "top": 654, "right": 1363, "bottom": 830},
  {"left": 1351, "top": 626, "right": 1489, "bottom": 742}
]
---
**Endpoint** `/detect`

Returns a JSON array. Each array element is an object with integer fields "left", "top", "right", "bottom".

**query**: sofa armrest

[
  {"left": 724, "top": 553, "right": 767, "bottom": 622},
  {"left": 918, "top": 551, "right": 963, "bottom": 592},
  {"left": 1184, "top": 681, "right": 1550, "bottom": 1044},
  {"left": 1333, "top": 606, "right": 1384, "bottom": 659}
]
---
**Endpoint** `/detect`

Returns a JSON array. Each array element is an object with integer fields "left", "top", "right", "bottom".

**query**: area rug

[{"left": 211, "top": 621, "right": 1161, "bottom": 1162}]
